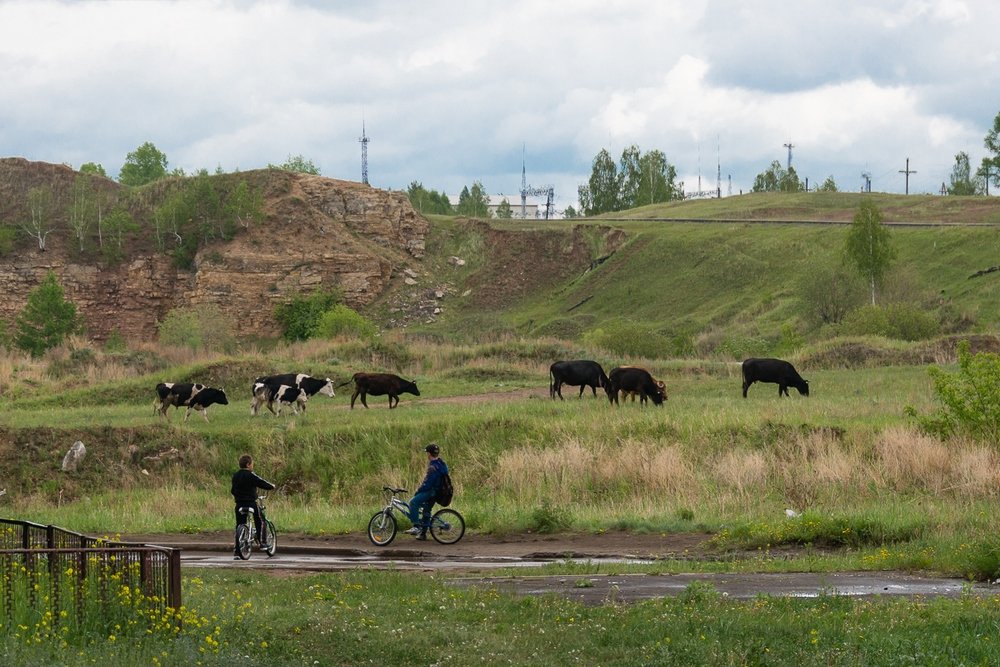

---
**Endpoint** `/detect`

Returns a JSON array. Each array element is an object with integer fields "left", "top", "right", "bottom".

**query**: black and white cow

[
  {"left": 250, "top": 373, "right": 336, "bottom": 415},
  {"left": 154, "top": 382, "right": 229, "bottom": 422},
  {"left": 264, "top": 383, "right": 307, "bottom": 416},
  {"left": 741, "top": 358, "right": 809, "bottom": 398}
]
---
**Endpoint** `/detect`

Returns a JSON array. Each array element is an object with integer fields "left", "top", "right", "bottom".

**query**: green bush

[
  {"left": 314, "top": 305, "right": 377, "bottom": 340},
  {"left": 582, "top": 319, "right": 671, "bottom": 358},
  {"left": 911, "top": 340, "right": 1000, "bottom": 441},
  {"left": 839, "top": 303, "right": 939, "bottom": 341},
  {"left": 157, "top": 304, "right": 236, "bottom": 352},
  {"left": 274, "top": 289, "right": 340, "bottom": 342}
]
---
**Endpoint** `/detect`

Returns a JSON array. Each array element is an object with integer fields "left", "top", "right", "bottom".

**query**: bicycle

[
  {"left": 367, "top": 486, "right": 465, "bottom": 546},
  {"left": 234, "top": 495, "right": 277, "bottom": 560}
]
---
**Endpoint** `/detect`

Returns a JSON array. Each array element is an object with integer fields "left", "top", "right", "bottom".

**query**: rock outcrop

[{"left": 0, "top": 159, "right": 428, "bottom": 341}]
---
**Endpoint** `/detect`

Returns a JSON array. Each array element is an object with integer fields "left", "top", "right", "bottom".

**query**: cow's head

[
  {"left": 656, "top": 380, "right": 668, "bottom": 401},
  {"left": 318, "top": 379, "right": 336, "bottom": 398},
  {"left": 405, "top": 379, "right": 420, "bottom": 396},
  {"left": 796, "top": 379, "right": 810, "bottom": 397}
]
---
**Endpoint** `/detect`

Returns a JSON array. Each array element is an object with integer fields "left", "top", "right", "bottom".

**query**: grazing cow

[
  {"left": 250, "top": 373, "right": 336, "bottom": 415},
  {"left": 623, "top": 379, "right": 667, "bottom": 404},
  {"left": 337, "top": 372, "right": 420, "bottom": 409},
  {"left": 741, "top": 358, "right": 809, "bottom": 398},
  {"left": 607, "top": 367, "right": 666, "bottom": 407},
  {"left": 154, "top": 382, "right": 229, "bottom": 421},
  {"left": 549, "top": 360, "right": 611, "bottom": 400}
]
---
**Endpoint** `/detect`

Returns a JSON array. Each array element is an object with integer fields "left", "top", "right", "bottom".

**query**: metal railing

[{"left": 0, "top": 518, "right": 181, "bottom": 622}]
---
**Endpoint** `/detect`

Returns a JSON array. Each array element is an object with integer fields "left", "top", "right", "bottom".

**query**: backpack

[{"left": 435, "top": 472, "right": 454, "bottom": 507}]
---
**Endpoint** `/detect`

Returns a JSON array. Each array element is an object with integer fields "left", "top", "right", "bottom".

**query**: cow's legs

[
  {"left": 742, "top": 381, "right": 751, "bottom": 398},
  {"left": 201, "top": 406, "right": 210, "bottom": 422},
  {"left": 350, "top": 390, "right": 360, "bottom": 409},
  {"left": 360, "top": 393, "right": 369, "bottom": 408},
  {"left": 779, "top": 385, "right": 788, "bottom": 397}
]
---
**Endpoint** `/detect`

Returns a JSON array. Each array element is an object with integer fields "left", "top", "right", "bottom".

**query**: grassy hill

[{"left": 400, "top": 193, "right": 1000, "bottom": 358}]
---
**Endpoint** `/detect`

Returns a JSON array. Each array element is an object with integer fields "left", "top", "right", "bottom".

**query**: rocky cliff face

[{"left": 0, "top": 159, "right": 428, "bottom": 341}]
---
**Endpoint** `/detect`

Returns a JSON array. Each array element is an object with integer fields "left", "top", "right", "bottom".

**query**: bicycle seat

[
  {"left": 383, "top": 486, "right": 407, "bottom": 494},
  {"left": 237, "top": 506, "right": 255, "bottom": 515}
]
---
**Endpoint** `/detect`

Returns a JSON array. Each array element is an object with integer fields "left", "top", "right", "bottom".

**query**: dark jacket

[
  {"left": 416, "top": 458, "right": 448, "bottom": 494},
  {"left": 231, "top": 469, "right": 275, "bottom": 506}
]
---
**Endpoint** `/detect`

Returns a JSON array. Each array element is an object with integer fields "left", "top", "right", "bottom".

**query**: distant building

[{"left": 447, "top": 194, "right": 541, "bottom": 219}]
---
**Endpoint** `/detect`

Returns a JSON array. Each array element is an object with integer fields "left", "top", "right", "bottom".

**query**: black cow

[
  {"left": 337, "top": 372, "right": 420, "bottom": 409},
  {"left": 549, "top": 360, "right": 611, "bottom": 400},
  {"left": 741, "top": 358, "right": 809, "bottom": 398},
  {"left": 154, "top": 382, "right": 229, "bottom": 421},
  {"left": 607, "top": 367, "right": 666, "bottom": 407},
  {"left": 251, "top": 373, "right": 336, "bottom": 415}
]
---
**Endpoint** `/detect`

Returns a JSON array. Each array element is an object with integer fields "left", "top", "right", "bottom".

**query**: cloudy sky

[{"left": 2, "top": 0, "right": 998, "bottom": 212}]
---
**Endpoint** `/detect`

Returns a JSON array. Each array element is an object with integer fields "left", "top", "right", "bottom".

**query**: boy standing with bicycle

[
  {"left": 406, "top": 443, "right": 448, "bottom": 540},
  {"left": 231, "top": 454, "right": 275, "bottom": 559}
]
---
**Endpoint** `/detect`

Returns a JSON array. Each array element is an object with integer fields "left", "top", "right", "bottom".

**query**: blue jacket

[{"left": 416, "top": 458, "right": 448, "bottom": 494}]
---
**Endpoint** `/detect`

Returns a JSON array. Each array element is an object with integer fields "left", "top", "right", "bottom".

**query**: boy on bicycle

[
  {"left": 231, "top": 454, "right": 275, "bottom": 558},
  {"left": 406, "top": 443, "right": 448, "bottom": 540}
]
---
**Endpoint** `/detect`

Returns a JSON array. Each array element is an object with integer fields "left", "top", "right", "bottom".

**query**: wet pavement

[{"left": 177, "top": 547, "right": 995, "bottom": 603}]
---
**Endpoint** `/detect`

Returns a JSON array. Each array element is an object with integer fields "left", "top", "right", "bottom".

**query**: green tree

[
  {"left": 274, "top": 289, "right": 341, "bottom": 342},
  {"left": 752, "top": 161, "right": 804, "bottom": 193},
  {"left": 406, "top": 182, "right": 453, "bottom": 215},
  {"left": 578, "top": 149, "right": 619, "bottom": 215},
  {"left": 15, "top": 271, "right": 81, "bottom": 357},
  {"left": 456, "top": 181, "right": 490, "bottom": 218},
  {"left": 102, "top": 206, "right": 138, "bottom": 263},
  {"left": 618, "top": 144, "right": 642, "bottom": 209},
  {"left": 495, "top": 198, "right": 513, "bottom": 219},
  {"left": 635, "top": 149, "right": 679, "bottom": 206},
  {"left": 270, "top": 154, "right": 320, "bottom": 175},
  {"left": 67, "top": 174, "right": 96, "bottom": 252},
  {"left": 844, "top": 199, "right": 896, "bottom": 305},
  {"left": 563, "top": 205, "right": 579, "bottom": 219},
  {"left": 818, "top": 176, "right": 838, "bottom": 192},
  {"left": 982, "top": 110, "right": 1000, "bottom": 192},
  {"left": 226, "top": 180, "right": 264, "bottom": 229},
  {"left": 118, "top": 141, "right": 168, "bottom": 186},
  {"left": 79, "top": 162, "right": 107, "bottom": 178},
  {"left": 947, "top": 151, "right": 983, "bottom": 195}
]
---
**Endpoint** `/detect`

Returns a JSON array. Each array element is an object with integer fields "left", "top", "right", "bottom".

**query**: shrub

[
  {"left": 274, "top": 289, "right": 340, "bottom": 342},
  {"left": 839, "top": 303, "right": 938, "bottom": 341},
  {"left": 314, "top": 305, "right": 377, "bottom": 340},
  {"left": 582, "top": 319, "right": 671, "bottom": 358},
  {"left": 157, "top": 304, "right": 236, "bottom": 352},
  {"left": 911, "top": 340, "right": 1000, "bottom": 441}
]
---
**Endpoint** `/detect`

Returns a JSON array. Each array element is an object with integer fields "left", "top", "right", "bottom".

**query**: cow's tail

[
  {"left": 335, "top": 377, "right": 354, "bottom": 389},
  {"left": 548, "top": 368, "right": 555, "bottom": 399}
]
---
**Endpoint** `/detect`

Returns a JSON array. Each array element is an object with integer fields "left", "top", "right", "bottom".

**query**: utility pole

[
  {"left": 899, "top": 157, "right": 916, "bottom": 195},
  {"left": 783, "top": 142, "right": 794, "bottom": 170},
  {"left": 861, "top": 171, "right": 872, "bottom": 193}
]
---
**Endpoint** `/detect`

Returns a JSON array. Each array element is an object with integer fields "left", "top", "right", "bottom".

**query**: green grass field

[{"left": 5, "top": 199, "right": 1000, "bottom": 664}]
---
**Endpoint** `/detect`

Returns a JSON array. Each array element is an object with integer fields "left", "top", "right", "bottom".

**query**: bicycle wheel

[
  {"left": 430, "top": 508, "right": 465, "bottom": 545},
  {"left": 235, "top": 524, "right": 252, "bottom": 560},
  {"left": 262, "top": 520, "right": 277, "bottom": 557},
  {"left": 367, "top": 511, "right": 397, "bottom": 546}
]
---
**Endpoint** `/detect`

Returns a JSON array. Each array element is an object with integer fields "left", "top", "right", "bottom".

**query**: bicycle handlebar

[{"left": 382, "top": 486, "right": 407, "bottom": 494}]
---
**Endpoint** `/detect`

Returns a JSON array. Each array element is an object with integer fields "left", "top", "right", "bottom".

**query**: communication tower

[{"left": 358, "top": 119, "right": 370, "bottom": 185}]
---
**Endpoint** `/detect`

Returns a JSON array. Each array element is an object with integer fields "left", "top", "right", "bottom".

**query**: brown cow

[
  {"left": 338, "top": 372, "right": 420, "bottom": 409},
  {"left": 607, "top": 367, "right": 666, "bottom": 406}
]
